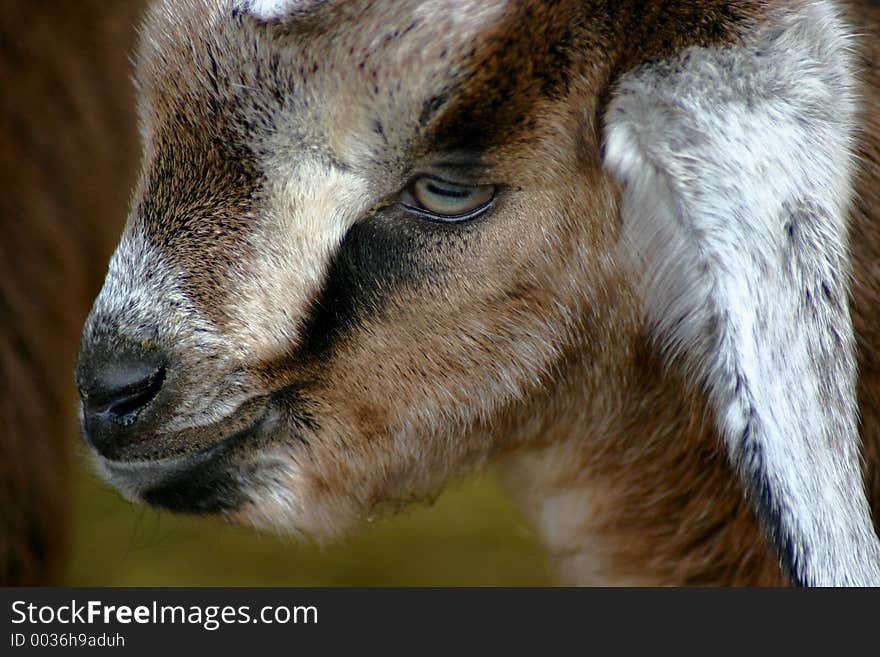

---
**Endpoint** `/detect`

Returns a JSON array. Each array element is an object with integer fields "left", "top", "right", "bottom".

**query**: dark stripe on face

[
  {"left": 142, "top": 466, "right": 245, "bottom": 514},
  {"left": 295, "top": 207, "right": 479, "bottom": 363},
  {"left": 290, "top": 6, "right": 585, "bottom": 367},
  {"left": 137, "top": 413, "right": 283, "bottom": 513}
]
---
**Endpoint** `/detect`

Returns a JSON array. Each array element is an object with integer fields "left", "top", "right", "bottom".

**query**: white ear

[{"left": 604, "top": 1, "right": 880, "bottom": 585}]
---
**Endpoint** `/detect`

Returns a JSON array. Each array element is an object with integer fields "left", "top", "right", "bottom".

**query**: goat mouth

[{"left": 95, "top": 411, "right": 270, "bottom": 514}]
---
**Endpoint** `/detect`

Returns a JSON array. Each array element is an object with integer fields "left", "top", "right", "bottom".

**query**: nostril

[
  {"left": 103, "top": 365, "right": 166, "bottom": 425},
  {"left": 80, "top": 359, "right": 166, "bottom": 427},
  {"left": 76, "top": 341, "right": 170, "bottom": 459}
]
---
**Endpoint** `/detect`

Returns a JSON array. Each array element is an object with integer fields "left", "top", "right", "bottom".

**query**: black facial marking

[
  {"left": 296, "top": 208, "right": 477, "bottom": 362},
  {"left": 142, "top": 465, "right": 245, "bottom": 514},
  {"left": 138, "top": 416, "right": 276, "bottom": 513}
]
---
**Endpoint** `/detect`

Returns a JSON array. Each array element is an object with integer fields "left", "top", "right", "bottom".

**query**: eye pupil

[{"left": 405, "top": 176, "right": 496, "bottom": 222}]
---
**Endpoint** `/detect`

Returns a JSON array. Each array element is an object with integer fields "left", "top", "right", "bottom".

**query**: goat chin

[{"left": 4, "top": 0, "right": 880, "bottom": 586}]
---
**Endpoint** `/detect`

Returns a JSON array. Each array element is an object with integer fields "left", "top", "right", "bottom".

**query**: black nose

[{"left": 76, "top": 347, "right": 166, "bottom": 458}]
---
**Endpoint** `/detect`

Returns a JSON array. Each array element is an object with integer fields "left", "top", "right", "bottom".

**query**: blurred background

[
  {"left": 1, "top": 1, "right": 552, "bottom": 586},
  {"left": 68, "top": 456, "right": 550, "bottom": 586}
]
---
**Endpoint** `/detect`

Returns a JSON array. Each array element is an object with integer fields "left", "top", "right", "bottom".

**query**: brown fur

[
  {"left": 0, "top": 1, "right": 143, "bottom": 584},
  {"left": 47, "top": 0, "right": 880, "bottom": 586},
  {"left": 848, "top": 0, "right": 880, "bottom": 535}
]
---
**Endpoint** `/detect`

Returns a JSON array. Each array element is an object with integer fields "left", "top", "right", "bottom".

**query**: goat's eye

[{"left": 401, "top": 176, "right": 496, "bottom": 222}]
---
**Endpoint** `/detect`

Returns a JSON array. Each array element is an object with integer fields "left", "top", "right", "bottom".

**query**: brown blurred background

[{"left": 0, "top": 1, "right": 551, "bottom": 586}]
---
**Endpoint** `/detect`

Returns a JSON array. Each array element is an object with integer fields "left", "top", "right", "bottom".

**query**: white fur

[
  {"left": 237, "top": 0, "right": 308, "bottom": 20},
  {"left": 85, "top": 230, "right": 255, "bottom": 431},
  {"left": 604, "top": 0, "right": 880, "bottom": 585},
  {"left": 225, "top": 161, "right": 372, "bottom": 359},
  {"left": 239, "top": 0, "right": 508, "bottom": 23}
]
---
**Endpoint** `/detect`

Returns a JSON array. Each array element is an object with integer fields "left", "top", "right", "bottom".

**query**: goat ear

[{"left": 603, "top": 4, "right": 880, "bottom": 585}]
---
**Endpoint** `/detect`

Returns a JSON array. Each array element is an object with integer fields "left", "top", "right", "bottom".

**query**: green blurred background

[{"left": 66, "top": 446, "right": 553, "bottom": 586}]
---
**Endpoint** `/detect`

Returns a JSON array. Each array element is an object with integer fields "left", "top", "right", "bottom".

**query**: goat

[
  {"left": 0, "top": 0, "right": 143, "bottom": 584},
  {"left": 75, "top": 0, "right": 880, "bottom": 586}
]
